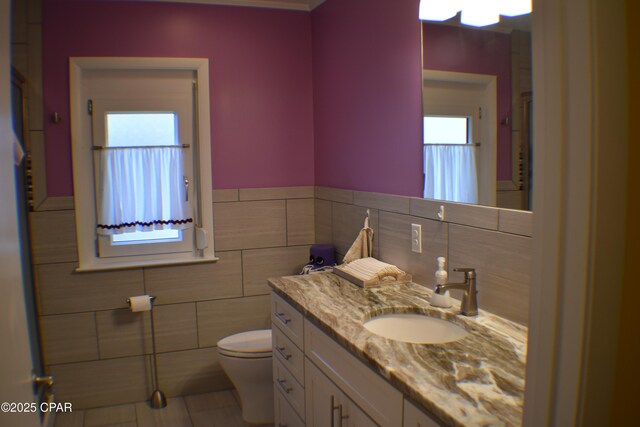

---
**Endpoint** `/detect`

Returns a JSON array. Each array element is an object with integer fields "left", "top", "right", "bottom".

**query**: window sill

[{"left": 74, "top": 254, "right": 219, "bottom": 273}]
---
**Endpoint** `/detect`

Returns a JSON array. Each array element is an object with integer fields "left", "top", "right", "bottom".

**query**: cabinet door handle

[
  {"left": 274, "top": 311, "right": 291, "bottom": 324},
  {"left": 276, "top": 346, "right": 292, "bottom": 360},
  {"left": 330, "top": 396, "right": 338, "bottom": 427},
  {"left": 277, "top": 378, "right": 292, "bottom": 394},
  {"left": 339, "top": 404, "right": 349, "bottom": 426}
]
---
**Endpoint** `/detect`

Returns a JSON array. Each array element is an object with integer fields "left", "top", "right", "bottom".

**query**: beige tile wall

[
  {"left": 315, "top": 186, "right": 532, "bottom": 325},
  {"left": 32, "top": 188, "right": 313, "bottom": 409}
]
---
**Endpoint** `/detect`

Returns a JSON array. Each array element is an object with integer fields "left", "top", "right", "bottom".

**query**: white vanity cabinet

[
  {"left": 275, "top": 389, "right": 305, "bottom": 427},
  {"left": 270, "top": 291, "right": 442, "bottom": 427},
  {"left": 272, "top": 293, "right": 306, "bottom": 427},
  {"left": 403, "top": 399, "right": 441, "bottom": 427},
  {"left": 305, "top": 358, "right": 377, "bottom": 427}
]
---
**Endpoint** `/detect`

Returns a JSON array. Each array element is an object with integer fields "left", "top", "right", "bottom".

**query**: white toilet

[{"left": 217, "top": 329, "right": 274, "bottom": 425}]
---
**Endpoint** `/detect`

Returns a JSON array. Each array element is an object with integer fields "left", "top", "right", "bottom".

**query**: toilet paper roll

[{"left": 129, "top": 295, "right": 153, "bottom": 312}]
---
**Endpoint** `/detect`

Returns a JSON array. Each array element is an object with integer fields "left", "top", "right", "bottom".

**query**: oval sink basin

[{"left": 363, "top": 313, "right": 469, "bottom": 344}]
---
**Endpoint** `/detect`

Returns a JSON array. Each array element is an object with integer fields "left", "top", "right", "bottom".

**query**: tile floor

[{"left": 53, "top": 390, "right": 272, "bottom": 427}]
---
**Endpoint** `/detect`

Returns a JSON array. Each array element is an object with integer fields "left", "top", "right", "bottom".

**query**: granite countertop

[{"left": 268, "top": 272, "right": 527, "bottom": 427}]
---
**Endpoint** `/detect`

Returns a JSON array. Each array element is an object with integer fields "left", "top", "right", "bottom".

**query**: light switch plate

[{"left": 411, "top": 223, "right": 422, "bottom": 253}]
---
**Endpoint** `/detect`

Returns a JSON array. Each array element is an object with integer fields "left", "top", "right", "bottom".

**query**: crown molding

[{"left": 138, "top": 0, "right": 325, "bottom": 11}]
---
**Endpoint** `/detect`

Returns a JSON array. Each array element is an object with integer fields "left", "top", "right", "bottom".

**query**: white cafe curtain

[
  {"left": 423, "top": 144, "right": 478, "bottom": 204},
  {"left": 96, "top": 147, "right": 193, "bottom": 235}
]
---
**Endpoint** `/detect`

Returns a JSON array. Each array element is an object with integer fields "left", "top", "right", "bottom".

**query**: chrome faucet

[{"left": 434, "top": 268, "right": 478, "bottom": 316}]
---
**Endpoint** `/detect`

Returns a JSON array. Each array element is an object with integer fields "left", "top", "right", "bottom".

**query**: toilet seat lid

[{"left": 217, "top": 329, "right": 272, "bottom": 355}]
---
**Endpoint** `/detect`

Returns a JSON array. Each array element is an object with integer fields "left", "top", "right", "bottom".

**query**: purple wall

[
  {"left": 423, "top": 23, "right": 512, "bottom": 180},
  {"left": 43, "top": 0, "right": 314, "bottom": 196},
  {"left": 311, "top": 0, "right": 424, "bottom": 197}
]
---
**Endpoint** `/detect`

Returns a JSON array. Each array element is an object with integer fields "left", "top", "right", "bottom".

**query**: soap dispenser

[
  {"left": 430, "top": 256, "right": 452, "bottom": 308},
  {"left": 435, "top": 256, "right": 448, "bottom": 285}
]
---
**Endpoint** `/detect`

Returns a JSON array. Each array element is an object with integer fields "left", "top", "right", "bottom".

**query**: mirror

[{"left": 421, "top": 15, "right": 532, "bottom": 211}]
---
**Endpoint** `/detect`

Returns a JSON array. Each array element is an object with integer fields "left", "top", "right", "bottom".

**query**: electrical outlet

[{"left": 411, "top": 223, "right": 422, "bottom": 253}]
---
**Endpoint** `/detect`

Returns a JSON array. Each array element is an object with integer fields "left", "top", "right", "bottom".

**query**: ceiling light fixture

[
  {"left": 460, "top": 0, "right": 500, "bottom": 27},
  {"left": 418, "top": 0, "right": 461, "bottom": 22},
  {"left": 500, "top": 0, "right": 532, "bottom": 16},
  {"left": 419, "top": 0, "right": 531, "bottom": 27}
]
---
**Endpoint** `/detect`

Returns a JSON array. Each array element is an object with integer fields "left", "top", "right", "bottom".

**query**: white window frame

[
  {"left": 70, "top": 57, "right": 217, "bottom": 271},
  {"left": 423, "top": 69, "right": 497, "bottom": 206}
]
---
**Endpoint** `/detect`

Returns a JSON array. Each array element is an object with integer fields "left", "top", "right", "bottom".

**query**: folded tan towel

[
  {"left": 343, "top": 227, "right": 373, "bottom": 264},
  {"left": 339, "top": 257, "right": 405, "bottom": 282},
  {"left": 334, "top": 257, "right": 411, "bottom": 287}
]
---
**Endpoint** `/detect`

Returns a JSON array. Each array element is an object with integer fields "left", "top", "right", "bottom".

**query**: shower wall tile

[
  {"left": 496, "top": 190, "right": 523, "bottom": 210},
  {"left": 212, "top": 189, "right": 239, "bottom": 202},
  {"left": 48, "top": 356, "right": 151, "bottom": 409},
  {"left": 437, "top": 202, "right": 499, "bottom": 230},
  {"left": 286, "top": 199, "right": 315, "bottom": 245},
  {"left": 378, "top": 211, "right": 448, "bottom": 287},
  {"left": 96, "top": 309, "right": 152, "bottom": 359},
  {"left": 331, "top": 202, "right": 379, "bottom": 258},
  {"left": 410, "top": 198, "right": 499, "bottom": 230},
  {"left": 40, "top": 312, "right": 98, "bottom": 365},
  {"left": 196, "top": 295, "right": 271, "bottom": 348},
  {"left": 242, "top": 246, "right": 309, "bottom": 296},
  {"left": 314, "top": 199, "right": 332, "bottom": 244},
  {"left": 29, "top": 210, "right": 78, "bottom": 264},
  {"left": 448, "top": 224, "right": 531, "bottom": 325},
  {"left": 408, "top": 197, "right": 442, "bottom": 221},
  {"left": 153, "top": 303, "right": 198, "bottom": 353},
  {"left": 36, "top": 263, "right": 143, "bottom": 315},
  {"left": 213, "top": 200, "right": 286, "bottom": 250},
  {"left": 498, "top": 209, "right": 533, "bottom": 237},
  {"left": 156, "top": 348, "right": 231, "bottom": 397},
  {"left": 315, "top": 186, "right": 353, "bottom": 204},
  {"left": 144, "top": 251, "right": 242, "bottom": 304},
  {"left": 353, "top": 191, "right": 411, "bottom": 215},
  {"left": 240, "top": 186, "right": 314, "bottom": 201}
]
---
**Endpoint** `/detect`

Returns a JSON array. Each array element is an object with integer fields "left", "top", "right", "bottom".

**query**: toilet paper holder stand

[{"left": 126, "top": 295, "right": 166, "bottom": 409}]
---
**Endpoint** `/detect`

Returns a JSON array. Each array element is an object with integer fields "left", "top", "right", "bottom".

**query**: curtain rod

[
  {"left": 92, "top": 144, "right": 190, "bottom": 150},
  {"left": 423, "top": 143, "right": 481, "bottom": 147}
]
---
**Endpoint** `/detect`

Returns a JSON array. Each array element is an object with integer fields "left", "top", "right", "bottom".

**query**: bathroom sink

[{"left": 363, "top": 313, "right": 469, "bottom": 344}]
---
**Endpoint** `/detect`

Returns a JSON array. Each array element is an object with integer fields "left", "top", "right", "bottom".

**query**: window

[
  {"left": 423, "top": 113, "right": 479, "bottom": 204},
  {"left": 422, "top": 69, "right": 498, "bottom": 206},
  {"left": 70, "top": 58, "right": 216, "bottom": 271},
  {"left": 94, "top": 108, "right": 194, "bottom": 257},
  {"left": 423, "top": 116, "right": 471, "bottom": 145}
]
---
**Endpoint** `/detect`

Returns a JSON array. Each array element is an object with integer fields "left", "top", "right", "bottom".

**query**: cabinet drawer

[
  {"left": 403, "top": 399, "right": 442, "bottom": 427},
  {"left": 275, "top": 388, "right": 305, "bottom": 427},
  {"left": 271, "top": 292, "right": 304, "bottom": 348},
  {"left": 273, "top": 323, "right": 305, "bottom": 385},
  {"left": 304, "top": 319, "right": 403, "bottom": 427},
  {"left": 274, "top": 358, "right": 306, "bottom": 421}
]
